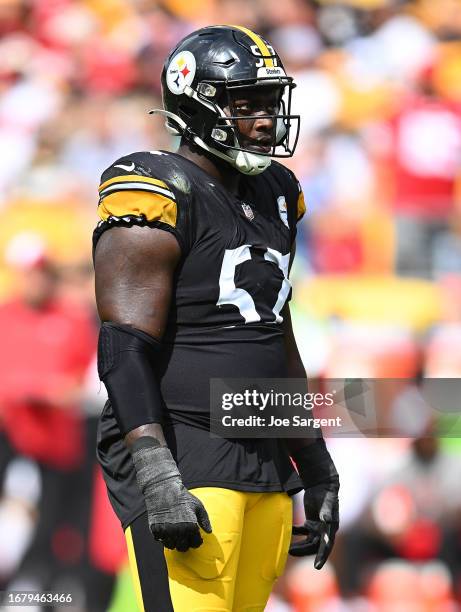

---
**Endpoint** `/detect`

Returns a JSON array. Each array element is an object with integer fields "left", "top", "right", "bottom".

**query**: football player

[{"left": 94, "top": 25, "right": 340, "bottom": 611}]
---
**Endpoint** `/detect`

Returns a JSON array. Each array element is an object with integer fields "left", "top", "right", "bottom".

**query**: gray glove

[{"left": 131, "top": 437, "right": 212, "bottom": 552}]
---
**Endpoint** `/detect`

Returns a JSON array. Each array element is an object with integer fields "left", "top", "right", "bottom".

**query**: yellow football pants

[{"left": 126, "top": 488, "right": 293, "bottom": 612}]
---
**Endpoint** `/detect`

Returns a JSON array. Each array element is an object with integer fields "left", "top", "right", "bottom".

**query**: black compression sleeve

[
  {"left": 291, "top": 439, "right": 339, "bottom": 488},
  {"left": 97, "top": 322, "right": 165, "bottom": 435}
]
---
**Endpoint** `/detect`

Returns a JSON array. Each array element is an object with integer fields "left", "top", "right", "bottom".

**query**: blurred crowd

[{"left": 1, "top": 0, "right": 461, "bottom": 610}]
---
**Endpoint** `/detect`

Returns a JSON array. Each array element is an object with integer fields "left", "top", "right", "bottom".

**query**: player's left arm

[{"left": 282, "top": 243, "right": 340, "bottom": 570}]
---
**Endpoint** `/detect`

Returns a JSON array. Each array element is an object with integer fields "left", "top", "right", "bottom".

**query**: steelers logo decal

[
  {"left": 277, "top": 195, "right": 289, "bottom": 228},
  {"left": 166, "top": 51, "right": 196, "bottom": 95}
]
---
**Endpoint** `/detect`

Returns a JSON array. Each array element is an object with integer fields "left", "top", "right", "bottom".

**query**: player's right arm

[
  {"left": 94, "top": 156, "right": 211, "bottom": 552},
  {"left": 95, "top": 224, "right": 178, "bottom": 448}
]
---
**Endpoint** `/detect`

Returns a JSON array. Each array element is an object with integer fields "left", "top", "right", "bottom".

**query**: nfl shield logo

[{"left": 241, "top": 203, "right": 254, "bottom": 221}]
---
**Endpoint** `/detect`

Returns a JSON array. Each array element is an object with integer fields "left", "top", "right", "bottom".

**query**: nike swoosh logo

[{"left": 114, "top": 162, "right": 135, "bottom": 172}]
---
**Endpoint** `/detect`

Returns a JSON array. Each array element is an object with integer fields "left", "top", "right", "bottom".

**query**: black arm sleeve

[
  {"left": 291, "top": 439, "right": 339, "bottom": 488},
  {"left": 97, "top": 322, "right": 165, "bottom": 435}
]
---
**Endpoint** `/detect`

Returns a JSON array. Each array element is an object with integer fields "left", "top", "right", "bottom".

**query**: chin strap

[{"left": 149, "top": 108, "right": 271, "bottom": 176}]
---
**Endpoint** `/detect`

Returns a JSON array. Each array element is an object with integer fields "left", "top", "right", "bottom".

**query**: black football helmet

[{"left": 150, "top": 25, "right": 300, "bottom": 176}]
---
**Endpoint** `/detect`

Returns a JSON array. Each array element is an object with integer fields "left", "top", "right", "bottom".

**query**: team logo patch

[
  {"left": 277, "top": 195, "right": 289, "bottom": 228},
  {"left": 166, "top": 50, "right": 196, "bottom": 95},
  {"left": 241, "top": 203, "right": 254, "bottom": 221}
]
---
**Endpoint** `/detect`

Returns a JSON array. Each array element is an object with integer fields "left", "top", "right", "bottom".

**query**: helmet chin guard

[{"left": 232, "top": 150, "right": 271, "bottom": 176}]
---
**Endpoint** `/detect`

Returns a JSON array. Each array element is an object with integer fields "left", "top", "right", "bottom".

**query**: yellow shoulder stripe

[
  {"left": 99, "top": 174, "right": 170, "bottom": 193},
  {"left": 297, "top": 190, "right": 306, "bottom": 221},
  {"left": 230, "top": 25, "right": 275, "bottom": 68},
  {"left": 98, "top": 190, "right": 177, "bottom": 227}
]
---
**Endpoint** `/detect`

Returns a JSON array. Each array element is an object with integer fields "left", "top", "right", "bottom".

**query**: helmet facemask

[{"left": 210, "top": 79, "right": 299, "bottom": 160}]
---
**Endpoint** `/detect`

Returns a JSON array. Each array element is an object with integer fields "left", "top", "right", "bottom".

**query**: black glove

[
  {"left": 131, "top": 437, "right": 212, "bottom": 552},
  {"left": 289, "top": 439, "right": 339, "bottom": 569}
]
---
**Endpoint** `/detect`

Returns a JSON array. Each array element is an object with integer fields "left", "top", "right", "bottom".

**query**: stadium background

[{"left": 1, "top": 0, "right": 461, "bottom": 609}]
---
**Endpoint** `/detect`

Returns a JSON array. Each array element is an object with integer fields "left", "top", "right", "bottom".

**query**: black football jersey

[{"left": 94, "top": 150, "right": 305, "bottom": 528}]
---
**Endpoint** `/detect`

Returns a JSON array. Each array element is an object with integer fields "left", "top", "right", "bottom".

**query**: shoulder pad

[
  {"left": 99, "top": 151, "right": 192, "bottom": 198},
  {"left": 97, "top": 151, "right": 179, "bottom": 228},
  {"left": 94, "top": 151, "right": 193, "bottom": 256},
  {"left": 99, "top": 151, "right": 175, "bottom": 197}
]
